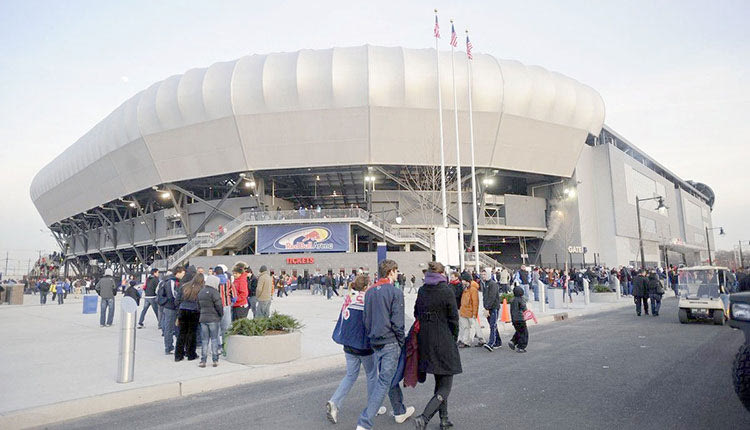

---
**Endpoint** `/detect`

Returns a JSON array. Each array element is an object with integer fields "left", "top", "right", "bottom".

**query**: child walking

[{"left": 508, "top": 286, "right": 528, "bottom": 353}]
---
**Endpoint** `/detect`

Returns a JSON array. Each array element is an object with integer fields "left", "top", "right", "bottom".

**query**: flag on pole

[
  {"left": 434, "top": 13, "right": 440, "bottom": 38},
  {"left": 466, "top": 34, "right": 473, "bottom": 59},
  {"left": 450, "top": 23, "right": 457, "bottom": 47}
]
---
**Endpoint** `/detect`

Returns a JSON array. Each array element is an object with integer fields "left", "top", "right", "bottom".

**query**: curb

[{"left": 0, "top": 353, "right": 346, "bottom": 430}]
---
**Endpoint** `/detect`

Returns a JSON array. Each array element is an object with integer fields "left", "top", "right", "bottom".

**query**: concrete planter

[
  {"left": 590, "top": 292, "right": 619, "bottom": 303},
  {"left": 225, "top": 331, "right": 302, "bottom": 365}
]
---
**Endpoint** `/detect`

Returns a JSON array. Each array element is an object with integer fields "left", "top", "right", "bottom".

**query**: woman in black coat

[{"left": 413, "top": 261, "right": 462, "bottom": 430}]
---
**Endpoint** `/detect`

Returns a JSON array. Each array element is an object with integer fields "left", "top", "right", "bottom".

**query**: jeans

[
  {"left": 138, "top": 297, "right": 159, "bottom": 325},
  {"left": 487, "top": 308, "right": 501, "bottom": 347},
  {"left": 634, "top": 296, "right": 649, "bottom": 315},
  {"left": 220, "top": 305, "right": 232, "bottom": 337},
  {"left": 511, "top": 320, "right": 529, "bottom": 349},
  {"left": 649, "top": 293, "right": 663, "bottom": 315},
  {"left": 162, "top": 307, "right": 177, "bottom": 353},
  {"left": 100, "top": 298, "right": 115, "bottom": 326},
  {"left": 330, "top": 352, "right": 377, "bottom": 409},
  {"left": 257, "top": 300, "right": 272, "bottom": 318},
  {"left": 200, "top": 321, "right": 221, "bottom": 363},
  {"left": 531, "top": 281, "right": 539, "bottom": 301},
  {"left": 40, "top": 292, "right": 47, "bottom": 305},
  {"left": 358, "top": 343, "right": 406, "bottom": 429},
  {"left": 248, "top": 297, "right": 258, "bottom": 318},
  {"left": 57, "top": 291, "right": 64, "bottom": 304}
]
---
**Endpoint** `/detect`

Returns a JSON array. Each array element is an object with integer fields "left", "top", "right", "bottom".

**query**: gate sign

[
  {"left": 567, "top": 245, "right": 585, "bottom": 254},
  {"left": 257, "top": 224, "right": 349, "bottom": 254}
]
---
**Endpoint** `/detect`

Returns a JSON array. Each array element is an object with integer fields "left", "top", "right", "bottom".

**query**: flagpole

[
  {"left": 450, "top": 19, "right": 465, "bottom": 271},
  {"left": 466, "top": 30, "right": 480, "bottom": 273},
  {"left": 434, "top": 10, "right": 448, "bottom": 229}
]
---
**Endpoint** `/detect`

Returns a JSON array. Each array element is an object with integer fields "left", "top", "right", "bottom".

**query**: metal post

[
  {"left": 539, "top": 275, "right": 546, "bottom": 313},
  {"left": 555, "top": 254, "right": 559, "bottom": 270},
  {"left": 583, "top": 277, "right": 590, "bottom": 305},
  {"left": 740, "top": 240, "right": 745, "bottom": 268},
  {"left": 636, "top": 196, "right": 646, "bottom": 269},
  {"left": 705, "top": 226, "right": 713, "bottom": 266},
  {"left": 117, "top": 297, "right": 138, "bottom": 383}
]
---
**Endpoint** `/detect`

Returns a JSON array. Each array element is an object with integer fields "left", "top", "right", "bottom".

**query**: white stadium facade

[{"left": 30, "top": 45, "right": 717, "bottom": 278}]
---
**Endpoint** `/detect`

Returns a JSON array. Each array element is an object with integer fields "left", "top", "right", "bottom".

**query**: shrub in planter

[
  {"left": 224, "top": 312, "right": 304, "bottom": 365},
  {"left": 500, "top": 292, "right": 515, "bottom": 303},
  {"left": 593, "top": 284, "right": 611, "bottom": 293}
]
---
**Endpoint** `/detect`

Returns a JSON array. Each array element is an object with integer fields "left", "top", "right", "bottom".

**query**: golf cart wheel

[
  {"left": 713, "top": 310, "right": 725, "bottom": 325},
  {"left": 678, "top": 308, "right": 688, "bottom": 324},
  {"left": 733, "top": 344, "right": 750, "bottom": 412}
]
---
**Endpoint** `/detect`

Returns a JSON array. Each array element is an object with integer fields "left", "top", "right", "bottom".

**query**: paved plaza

[{"left": 1, "top": 289, "right": 627, "bottom": 428}]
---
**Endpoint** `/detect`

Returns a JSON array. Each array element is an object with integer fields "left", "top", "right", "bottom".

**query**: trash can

[{"left": 83, "top": 294, "right": 98, "bottom": 314}]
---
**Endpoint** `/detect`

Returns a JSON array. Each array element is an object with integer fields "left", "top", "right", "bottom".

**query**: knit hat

[
  {"left": 260, "top": 265, "right": 268, "bottom": 272},
  {"left": 460, "top": 273, "right": 472, "bottom": 282},
  {"left": 204, "top": 274, "right": 220, "bottom": 289},
  {"left": 104, "top": 268, "right": 113, "bottom": 276}
]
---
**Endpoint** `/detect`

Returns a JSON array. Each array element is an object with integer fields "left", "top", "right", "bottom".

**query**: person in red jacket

[{"left": 231, "top": 264, "right": 249, "bottom": 321}]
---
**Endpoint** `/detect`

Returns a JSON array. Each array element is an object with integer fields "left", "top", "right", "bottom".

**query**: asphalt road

[{"left": 48, "top": 297, "right": 749, "bottom": 430}]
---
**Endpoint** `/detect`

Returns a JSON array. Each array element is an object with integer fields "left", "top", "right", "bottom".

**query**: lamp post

[
  {"left": 635, "top": 195, "right": 667, "bottom": 269},
  {"left": 370, "top": 208, "right": 403, "bottom": 245},
  {"left": 704, "top": 226, "right": 725, "bottom": 266}
]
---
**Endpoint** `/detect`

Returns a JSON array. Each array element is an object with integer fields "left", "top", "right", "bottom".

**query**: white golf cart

[{"left": 677, "top": 266, "right": 730, "bottom": 325}]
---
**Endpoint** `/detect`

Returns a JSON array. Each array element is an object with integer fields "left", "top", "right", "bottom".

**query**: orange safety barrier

[{"left": 500, "top": 298, "right": 511, "bottom": 323}]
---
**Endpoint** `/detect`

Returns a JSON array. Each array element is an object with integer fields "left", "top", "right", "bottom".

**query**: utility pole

[{"left": 4, "top": 252, "right": 8, "bottom": 279}]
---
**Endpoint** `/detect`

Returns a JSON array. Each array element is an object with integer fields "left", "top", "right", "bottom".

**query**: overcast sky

[{"left": 0, "top": 0, "right": 748, "bottom": 275}]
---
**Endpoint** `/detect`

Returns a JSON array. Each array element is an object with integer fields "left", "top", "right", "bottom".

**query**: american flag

[
  {"left": 466, "top": 34, "right": 473, "bottom": 59},
  {"left": 434, "top": 14, "right": 440, "bottom": 38},
  {"left": 450, "top": 23, "right": 457, "bottom": 47}
]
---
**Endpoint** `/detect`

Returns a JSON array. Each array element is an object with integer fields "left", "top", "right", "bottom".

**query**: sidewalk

[{"left": 0, "top": 288, "right": 630, "bottom": 429}]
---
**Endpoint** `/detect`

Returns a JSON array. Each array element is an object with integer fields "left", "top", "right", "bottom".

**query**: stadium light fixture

[
  {"left": 482, "top": 177, "right": 494, "bottom": 186},
  {"left": 395, "top": 214, "right": 403, "bottom": 224},
  {"left": 159, "top": 191, "right": 171, "bottom": 200}
]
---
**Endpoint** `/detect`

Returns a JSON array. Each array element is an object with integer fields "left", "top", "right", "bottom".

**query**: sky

[{"left": 0, "top": 0, "right": 748, "bottom": 275}]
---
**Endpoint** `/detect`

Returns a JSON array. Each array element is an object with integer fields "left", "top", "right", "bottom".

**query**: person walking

[
  {"left": 481, "top": 268, "right": 502, "bottom": 351},
  {"left": 38, "top": 278, "right": 50, "bottom": 305},
  {"left": 408, "top": 274, "right": 417, "bottom": 294},
  {"left": 413, "top": 261, "right": 462, "bottom": 430},
  {"left": 498, "top": 266, "right": 511, "bottom": 294},
  {"left": 175, "top": 272, "right": 203, "bottom": 362},
  {"left": 647, "top": 271, "right": 664, "bottom": 316},
  {"left": 55, "top": 278, "right": 65, "bottom": 304},
  {"left": 246, "top": 268, "right": 258, "bottom": 318},
  {"left": 357, "top": 259, "right": 415, "bottom": 430},
  {"left": 95, "top": 269, "right": 118, "bottom": 327},
  {"left": 457, "top": 273, "right": 479, "bottom": 348},
  {"left": 326, "top": 274, "right": 387, "bottom": 424},
  {"left": 632, "top": 269, "right": 649, "bottom": 316},
  {"left": 255, "top": 265, "right": 273, "bottom": 318},
  {"left": 508, "top": 286, "right": 529, "bottom": 353},
  {"left": 138, "top": 268, "right": 160, "bottom": 328},
  {"left": 198, "top": 274, "right": 223, "bottom": 367},
  {"left": 157, "top": 266, "right": 184, "bottom": 355},
  {"left": 231, "top": 264, "right": 249, "bottom": 321}
]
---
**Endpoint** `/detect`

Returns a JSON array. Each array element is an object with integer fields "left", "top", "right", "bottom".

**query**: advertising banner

[{"left": 257, "top": 224, "right": 350, "bottom": 254}]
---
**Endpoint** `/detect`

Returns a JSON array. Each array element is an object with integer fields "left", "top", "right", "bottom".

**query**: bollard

[
  {"left": 117, "top": 297, "right": 138, "bottom": 383},
  {"left": 583, "top": 278, "right": 590, "bottom": 305},
  {"left": 539, "top": 282, "right": 547, "bottom": 313}
]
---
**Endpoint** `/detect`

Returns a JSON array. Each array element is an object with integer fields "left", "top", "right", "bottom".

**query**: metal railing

[
  {"left": 167, "top": 208, "right": 432, "bottom": 269},
  {"left": 483, "top": 215, "right": 506, "bottom": 225}
]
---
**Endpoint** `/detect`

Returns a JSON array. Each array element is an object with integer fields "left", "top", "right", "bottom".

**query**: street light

[
  {"left": 705, "top": 226, "right": 726, "bottom": 266},
  {"left": 635, "top": 195, "right": 667, "bottom": 269},
  {"left": 482, "top": 177, "right": 494, "bottom": 187}
]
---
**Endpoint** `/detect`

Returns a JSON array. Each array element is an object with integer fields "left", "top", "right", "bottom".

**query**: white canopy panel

[{"left": 31, "top": 45, "right": 605, "bottom": 225}]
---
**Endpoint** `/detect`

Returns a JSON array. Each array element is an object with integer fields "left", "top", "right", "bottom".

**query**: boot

[
  {"left": 439, "top": 400, "right": 453, "bottom": 429},
  {"left": 413, "top": 415, "right": 427, "bottom": 430}
]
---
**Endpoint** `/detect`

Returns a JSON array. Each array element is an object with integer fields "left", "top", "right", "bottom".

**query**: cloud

[{"left": 120, "top": 76, "right": 129, "bottom": 83}]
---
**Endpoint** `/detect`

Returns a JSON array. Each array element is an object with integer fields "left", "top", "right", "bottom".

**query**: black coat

[
  {"left": 646, "top": 275, "right": 664, "bottom": 295},
  {"left": 633, "top": 275, "right": 648, "bottom": 297},
  {"left": 414, "top": 280, "right": 462, "bottom": 376}
]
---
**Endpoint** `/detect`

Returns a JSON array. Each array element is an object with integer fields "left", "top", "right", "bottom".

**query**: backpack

[{"left": 156, "top": 279, "right": 170, "bottom": 306}]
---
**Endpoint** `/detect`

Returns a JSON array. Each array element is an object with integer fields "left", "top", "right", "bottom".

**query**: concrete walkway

[{"left": 0, "top": 288, "right": 631, "bottom": 429}]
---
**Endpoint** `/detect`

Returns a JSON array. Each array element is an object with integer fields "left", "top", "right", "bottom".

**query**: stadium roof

[{"left": 31, "top": 45, "right": 605, "bottom": 225}]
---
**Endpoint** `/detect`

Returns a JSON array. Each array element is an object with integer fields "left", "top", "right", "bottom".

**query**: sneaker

[
  {"left": 517, "top": 348, "right": 527, "bottom": 353},
  {"left": 212, "top": 362, "right": 218, "bottom": 367},
  {"left": 326, "top": 401, "right": 338, "bottom": 424},
  {"left": 198, "top": 362, "right": 206, "bottom": 368},
  {"left": 508, "top": 342, "right": 516, "bottom": 351},
  {"left": 137, "top": 324, "right": 144, "bottom": 329},
  {"left": 483, "top": 343, "right": 494, "bottom": 352},
  {"left": 100, "top": 325, "right": 105, "bottom": 328},
  {"left": 493, "top": 344, "right": 502, "bottom": 350},
  {"left": 394, "top": 406, "right": 415, "bottom": 424},
  {"left": 378, "top": 406, "right": 387, "bottom": 416},
  {"left": 457, "top": 342, "right": 469, "bottom": 348}
]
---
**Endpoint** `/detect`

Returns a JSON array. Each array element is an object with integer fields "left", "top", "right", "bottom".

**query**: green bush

[
  {"left": 500, "top": 292, "right": 514, "bottom": 303},
  {"left": 227, "top": 312, "right": 303, "bottom": 336},
  {"left": 593, "top": 284, "right": 611, "bottom": 293}
]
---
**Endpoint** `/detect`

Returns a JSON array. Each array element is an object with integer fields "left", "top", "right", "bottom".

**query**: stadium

[{"left": 30, "top": 45, "right": 716, "bottom": 279}]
